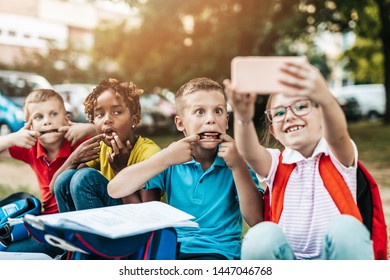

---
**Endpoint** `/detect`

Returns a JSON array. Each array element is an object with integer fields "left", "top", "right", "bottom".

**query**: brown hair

[
  {"left": 24, "top": 89, "right": 66, "bottom": 121},
  {"left": 84, "top": 78, "right": 143, "bottom": 123},
  {"left": 175, "top": 77, "right": 226, "bottom": 115},
  {"left": 261, "top": 94, "right": 277, "bottom": 147}
]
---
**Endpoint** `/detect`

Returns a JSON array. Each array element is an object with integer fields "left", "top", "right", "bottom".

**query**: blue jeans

[
  {"left": 54, "top": 168, "right": 123, "bottom": 212},
  {"left": 241, "top": 215, "right": 374, "bottom": 260}
]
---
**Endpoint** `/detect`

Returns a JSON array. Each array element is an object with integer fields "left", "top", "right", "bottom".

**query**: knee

[
  {"left": 323, "top": 215, "right": 374, "bottom": 259},
  {"left": 53, "top": 169, "right": 77, "bottom": 196},
  {"left": 327, "top": 214, "right": 371, "bottom": 250},
  {"left": 72, "top": 168, "right": 99, "bottom": 182},
  {"left": 328, "top": 214, "right": 369, "bottom": 240},
  {"left": 69, "top": 168, "right": 105, "bottom": 193},
  {"left": 241, "top": 222, "right": 288, "bottom": 259}
]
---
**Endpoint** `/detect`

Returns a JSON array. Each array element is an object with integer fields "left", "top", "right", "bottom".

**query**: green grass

[
  {"left": 348, "top": 121, "right": 390, "bottom": 169},
  {"left": 348, "top": 120, "right": 390, "bottom": 189},
  {"left": 151, "top": 133, "right": 182, "bottom": 148},
  {"left": 0, "top": 183, "right": 41, "bottom": 198}
]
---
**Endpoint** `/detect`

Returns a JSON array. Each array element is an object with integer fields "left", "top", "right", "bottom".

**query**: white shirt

[{"left": 260, "top": 138, "right": 358, "bottom": 259}]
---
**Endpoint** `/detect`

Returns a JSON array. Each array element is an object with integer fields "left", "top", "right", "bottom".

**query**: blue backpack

[
  {"left": 0, "top": 192, "right": 41, "bottom": 250},
  {"left": 23, "top": 217, "right": 179, "bottom": 260}
]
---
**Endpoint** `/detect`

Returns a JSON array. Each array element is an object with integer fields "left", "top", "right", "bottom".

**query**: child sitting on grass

[
  {"left": 108, "top": 77, "right": 264, "bottom": 260},
  {"left": 0, "top": 89, "right": 96, "bottom": 257},
  {"left": 53, "top": 78, "right": 161, "bottom": 212}
]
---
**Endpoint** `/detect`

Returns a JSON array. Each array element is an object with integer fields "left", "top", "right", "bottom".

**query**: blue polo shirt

[{"left": 145, "top": 154, "right": 261, "bottom": 260}]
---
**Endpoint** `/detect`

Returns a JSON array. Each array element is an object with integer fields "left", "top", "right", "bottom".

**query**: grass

[
  {"left": 349, "top": 120, "right": 390, "bottom": 168},
  {"left": 348, "top": 120, "right": 390, "bottom": 188}
]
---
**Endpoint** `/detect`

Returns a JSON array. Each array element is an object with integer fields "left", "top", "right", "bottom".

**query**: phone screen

[{"left": 231, "top": 56, "right": 307, "bottom": 94}]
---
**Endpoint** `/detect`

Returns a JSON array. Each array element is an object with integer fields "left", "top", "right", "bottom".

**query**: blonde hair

[
  {"left": 175, "top": 77, "right": 226, "bottom": 116},
  {"left": 24, "top": 89, "right": 66, "bottom": 121},
  {"left": 84, "top": 78, "right": 143, "bottom": 123}
]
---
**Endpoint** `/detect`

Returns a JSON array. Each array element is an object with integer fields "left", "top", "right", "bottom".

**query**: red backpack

[{"left": 264, "top": 154, "right": 388, "bottom": 260}]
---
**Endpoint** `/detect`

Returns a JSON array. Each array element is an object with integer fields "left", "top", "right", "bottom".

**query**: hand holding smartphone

[{"left": 231, "top": 56, "right": 307, "bottom": 94}]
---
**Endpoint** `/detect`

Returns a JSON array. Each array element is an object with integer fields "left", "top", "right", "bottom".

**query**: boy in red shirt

[{"left": 0, "top": 89, "right": 97, "bottom": 257}]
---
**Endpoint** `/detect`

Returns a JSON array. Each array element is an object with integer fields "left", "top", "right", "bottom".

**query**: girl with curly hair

[{"left": 52, "top": 78, "right": 161, "bottom": 212}]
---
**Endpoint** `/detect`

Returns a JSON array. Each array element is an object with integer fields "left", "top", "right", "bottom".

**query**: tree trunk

[{"left": 376, "top": 0, "right": 390, "bottom": 125}]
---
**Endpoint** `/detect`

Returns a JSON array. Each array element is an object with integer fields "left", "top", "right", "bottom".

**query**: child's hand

[
  {"left": 59, "top": 122, "right": 97, "bottom": 146},
  {"left": 163, "top": 134, "right": 199, "bottom": 166},
  {"left": 279, "top": 61, "right": 333, "bottom": 105},
  {"left": 12, "top": 119, "right": 40, "bottom": 149},
  {"left": 67, "top": 134, "right": 103, "bottom": 168},
  {"left": 223, "top": 79, "right": 256, "bottom": 122},
  {"left": 217, "top": 134, "right": 245, "bottom": 169},
  {"left": 107, "top": 132, "right": 133, "bottom": 175}
]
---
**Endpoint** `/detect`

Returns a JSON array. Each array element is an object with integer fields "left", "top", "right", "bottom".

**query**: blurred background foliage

[{"left": 4, "top": 0, "right": 390, "bottom": 123}]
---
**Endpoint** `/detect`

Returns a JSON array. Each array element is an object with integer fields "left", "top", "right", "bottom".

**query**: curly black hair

[{"left": 83, "top": 78, "right": 143, "bottom": 123}]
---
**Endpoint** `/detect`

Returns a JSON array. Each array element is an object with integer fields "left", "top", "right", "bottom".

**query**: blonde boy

[
  {"left": 108, "top": 77, "right": 263, "bottom": 260},
  {"left": 0, "top": 89, "right": 95, "bottom": 257}
]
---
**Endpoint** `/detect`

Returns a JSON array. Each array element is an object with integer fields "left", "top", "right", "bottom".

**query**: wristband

[{"left": 235, "top": 119, "right": 252, "bottom": 126}]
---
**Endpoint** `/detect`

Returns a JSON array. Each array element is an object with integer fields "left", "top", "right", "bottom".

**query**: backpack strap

[
  {"left": 267, "top": 153, "right": 362, "bottom": 223},
  {"left": 267, "top": 154, "right": 295, "bottom": 223},
  {"left": 318, "top": 155, "right": 362, "bottom": 222},
  {"left": 357, "top": 161, "right": 388, "bottom": 260}
]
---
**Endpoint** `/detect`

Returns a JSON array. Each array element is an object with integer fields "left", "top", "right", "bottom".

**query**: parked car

[
  {"left": 137, "top": 107, "right": 177, "bottom": 135},
  {"left": 0, "top": 70, "right": 53, "bottom": 136},
  {"left": 53, "top": 83, "right": 177, "bottom": 134},
  {"left": 53, "top": 83, "right": 95, "bottom": 123},
  {"left": 139, "top": 92, "right": 177, "bottom": 134},
  {"left": 333, "top": 84, "right": 385, "bottom": 120},
  {"left": 336, "top": 95, "right": 362, "bottom": 122}
]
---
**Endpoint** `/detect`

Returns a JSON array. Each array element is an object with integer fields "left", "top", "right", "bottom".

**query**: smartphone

[{"left": 231, "top": 56, "right": 307, "bottom": 94}]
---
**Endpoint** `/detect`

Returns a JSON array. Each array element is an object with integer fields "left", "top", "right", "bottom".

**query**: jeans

[
  {"left": 54, "top": 168, "right": 123, "bottom": 212},
  {"left": 241, "top": 215, "right": 374, "bottom": 260}
]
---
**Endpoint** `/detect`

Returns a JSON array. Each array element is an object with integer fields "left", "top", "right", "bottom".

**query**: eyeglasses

[{"left": 265, "top": 99, "right": 314, "bottom": 123}]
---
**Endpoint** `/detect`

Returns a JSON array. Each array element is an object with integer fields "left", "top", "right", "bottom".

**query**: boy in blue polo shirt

[{"left": 108, "top": 77, "right": 263, "bottom": 260}]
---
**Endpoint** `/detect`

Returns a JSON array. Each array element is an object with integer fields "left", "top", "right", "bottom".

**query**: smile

[{"left": 285, "top": 125, "right": 304, "bottom": 133}]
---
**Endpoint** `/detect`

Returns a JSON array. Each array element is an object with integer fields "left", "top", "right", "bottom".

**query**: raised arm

[
  {"left": 218, "top": 134, "right": 263, "bottom": 226},
  {"left": 279, "top": 61, "right": 355, "bottom": 166},
  {"left": 224, "top": 80, "right": 272, "bottom": 178},
  {"left": 108, "top": 134, "right": 199, "bottom": 199}
]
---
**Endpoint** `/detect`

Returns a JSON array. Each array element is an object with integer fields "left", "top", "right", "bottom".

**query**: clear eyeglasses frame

[{"left": 264, "top": 99, "right": 314, "bottom": 123}]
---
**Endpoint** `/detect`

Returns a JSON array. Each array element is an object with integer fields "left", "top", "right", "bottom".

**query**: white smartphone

[{"left": 231, "top": 56, "right": 307, "bottom": 94}]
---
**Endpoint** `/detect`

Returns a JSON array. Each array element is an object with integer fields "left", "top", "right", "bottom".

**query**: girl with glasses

[{"left": 224, "top": 59, "right": 374, "bottom": 260}]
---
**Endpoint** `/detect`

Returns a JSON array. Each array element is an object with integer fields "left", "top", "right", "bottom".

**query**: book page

[{"left": 24, "top": 201, "right": 198, "bottom": 239}]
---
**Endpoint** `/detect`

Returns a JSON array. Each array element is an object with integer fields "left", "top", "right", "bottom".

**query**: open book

[{"left": 23, "top": 201, "right": 198, "bottom": 239}]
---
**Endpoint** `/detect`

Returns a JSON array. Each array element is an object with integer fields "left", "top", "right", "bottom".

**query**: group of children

[{"left": 0, "top": 58, "right": 375, "bottom": 260}]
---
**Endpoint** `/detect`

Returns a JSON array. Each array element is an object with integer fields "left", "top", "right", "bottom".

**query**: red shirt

[{"left": 9, "top": 138, "right": 85, "bottom": 214}]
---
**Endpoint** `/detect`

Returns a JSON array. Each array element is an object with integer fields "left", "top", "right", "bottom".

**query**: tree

[
  {"left": 95, "top": 0, "right": 328, "bottom": 91},
  {"left": 302, "top": 0, "right": 390, "bottom": 124}
]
